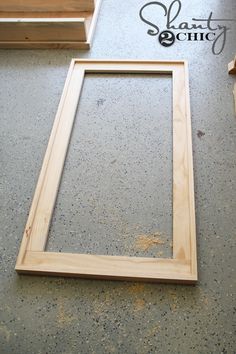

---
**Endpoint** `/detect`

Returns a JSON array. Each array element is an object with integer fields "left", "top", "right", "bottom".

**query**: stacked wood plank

[{"left": 0, "top": 0, "right": 101, "bottom": 48}]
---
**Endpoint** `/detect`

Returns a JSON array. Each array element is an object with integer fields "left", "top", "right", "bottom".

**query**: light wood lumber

[
  {"left": 0, "top": 0, "right": 94, "bottom": 13},
  {"left": 0, "top": 18, "right": 87, "bottom": 41}
]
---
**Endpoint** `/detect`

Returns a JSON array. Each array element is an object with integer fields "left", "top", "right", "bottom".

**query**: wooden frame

[
  {"left": 0, "top": 0, "right": 101, "bottom": 49},
  {"left": 15, "top": 59, "right": 197, "bottom": 284}
]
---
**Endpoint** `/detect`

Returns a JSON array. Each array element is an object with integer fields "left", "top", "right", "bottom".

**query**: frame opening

[{"left": 47, "top": 73, "right": 173, "bottom": 258}]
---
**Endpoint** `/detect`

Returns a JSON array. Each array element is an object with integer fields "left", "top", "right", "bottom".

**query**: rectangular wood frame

[
  {"left": 15, "top": 59, "right": 197, "bottom": 284},
  {"left": 0, "top": 0, "right": 101, "bottom": 49}
]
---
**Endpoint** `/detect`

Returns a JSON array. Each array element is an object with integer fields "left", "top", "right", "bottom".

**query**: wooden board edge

[
  {"left": 0, "top": 18, "right": 88, "bottom": 42},
  {"left": 15, "top": 267, "right": 197, "bottom": 284},
  {"left": 0, "top": 11, "right": 93, "bottom": 18},
  {"left": 0, "top": 17, "right": 86, "bottom": 22},
  {"left": 183, "top": 61, "right": 198, "bottom": 279},
  {"left": 15, "top": 251, "right": 197, "bottom": 284},
  {"left": 0, "top": 41, "right": 90, "bottom": 49},
  {"left": 15, "top": 59, "right": 77, "bottom": 266},
  {"left": 73, "top": 59, "right": 186, "bottom": 64},
  {"left": 86, "top": 0, "right": 102, "bottom": 45},
  {"left": 228, "top": 59, "right": 236, "bottom": 74}
]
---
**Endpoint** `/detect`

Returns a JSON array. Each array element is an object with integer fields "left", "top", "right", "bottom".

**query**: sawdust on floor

[
  {"left": 135, "top": 232, "right": 165, "bottom": 251},
  {"left": 133, "top": 298, "right": 146, "bottom": 312},
  {"left": 0, "top": 324, "right": 11, "bottom": 342},
  {"left": 57, "top": 298, "right": 77, "bottom": 327},
  {"left": 127, "top": 283, "right": 145, "bottom": 294},
  {"left": 145, "top": 324, "right": 161, "bottom": 337}
]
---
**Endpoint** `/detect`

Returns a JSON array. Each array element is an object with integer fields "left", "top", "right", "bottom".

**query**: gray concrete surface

[{"left": 0, "top": 0, "right": 236, "bottom": 353}]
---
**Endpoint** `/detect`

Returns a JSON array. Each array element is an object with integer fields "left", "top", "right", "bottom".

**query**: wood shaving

[{"left": 135, "top": 233, "right": 164, "bottom": 251}]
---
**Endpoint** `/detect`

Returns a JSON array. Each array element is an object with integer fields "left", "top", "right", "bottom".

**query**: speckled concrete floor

[{"left": 0, "top": 1, "right": 236, "bottom": 353}]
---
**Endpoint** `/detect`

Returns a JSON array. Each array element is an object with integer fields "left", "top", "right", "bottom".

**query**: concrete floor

[{"left": 0, "top": 0, "right": 236, "bottom": 353}]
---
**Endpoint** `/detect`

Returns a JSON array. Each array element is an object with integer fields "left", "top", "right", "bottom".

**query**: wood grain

[
  {"left": 0, "top": 0, "right": 94, "bottom": 13},
  {"left": 184, "top": 62, "right": 197, "bottom": 277},
  {"left": 172, "top": 65, "right": 191, "bottom": 262},
  {"left": 0, "top": 18, "right": 87, "bottom": 41},
  {"left": 16, "top": 251, "right": 196, "bottom": 283}
]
